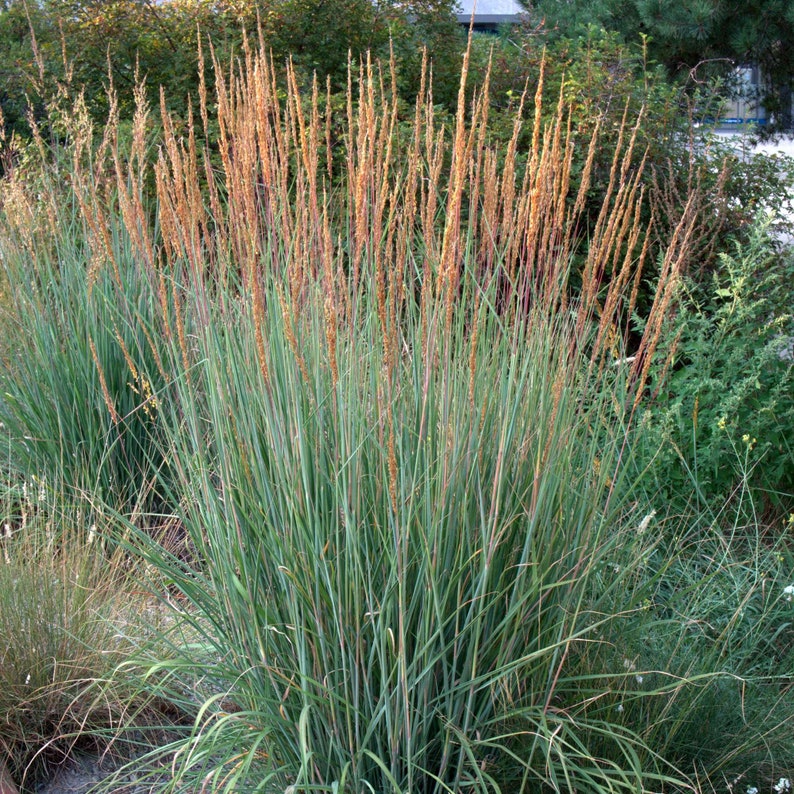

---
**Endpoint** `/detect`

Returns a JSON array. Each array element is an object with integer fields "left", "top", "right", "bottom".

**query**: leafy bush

[
  {"left": 641, "top": 215, "right": 794, "bottom": 519},
  {"left": 0, "top": 0, "right": 464, "bottom": 141},
  {"left": 581, "top": 504, "right": 794, "bottom": 785}
]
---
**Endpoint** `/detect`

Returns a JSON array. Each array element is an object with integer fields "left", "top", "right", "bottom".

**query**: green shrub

[
  {"left": 641, "top": 215, "right": 794, "bottom": 520},
  {"left": 580, "top": 504, "right": 794, "bottom": 785}
]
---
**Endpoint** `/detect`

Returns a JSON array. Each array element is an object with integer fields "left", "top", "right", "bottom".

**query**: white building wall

[{"left": 455, "top": 0, "right": 524, "bottom": 26}]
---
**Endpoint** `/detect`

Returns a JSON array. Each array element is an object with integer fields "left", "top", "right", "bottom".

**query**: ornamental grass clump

[
  {"left": 140, "top": 285, "right": 661, "bottom": 793},
  {"left": 0, "top": 85, "right": 169, "bottom": 524},
  {"left": 6, "top": 31, "right": 790, "bottom": 794},
  {"left": 0, "top": 480, "right": 141, "bottom": 791},
  {"left": 101, "top": 42, "right": 704, "bottom": 793}
]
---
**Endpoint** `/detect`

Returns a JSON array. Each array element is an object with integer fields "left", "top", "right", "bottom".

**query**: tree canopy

[
  {"left": 526, "top": 0, "right": 794, "bottom": 128},
  {"left": 0, "top": 0, "right": 464, "bottom": 138}
]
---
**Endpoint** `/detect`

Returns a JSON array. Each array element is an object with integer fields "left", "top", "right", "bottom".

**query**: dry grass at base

[{"left": 0, "top": 500, "right": 193, "bottom": 794}]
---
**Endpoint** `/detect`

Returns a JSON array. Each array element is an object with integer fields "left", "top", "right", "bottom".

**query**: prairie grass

[
  {"left": 0, "top": 34, "right": 791, "bottom": 794},
  {"left": 0, "top": 474, "right": 173, "bottom": 791},
  {"left": 0, "top": 88, "right": 169, "bottom": 521}
]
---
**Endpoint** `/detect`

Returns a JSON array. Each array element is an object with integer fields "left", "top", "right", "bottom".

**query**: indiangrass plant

[
  {"left": 3, "top": 32, "right": 777, "bottom": 793},
  {"left": 0, "top": 86, "right": 169, "bottom": 523},
  {"left": 134, "top": 284, "right": 694, "bottom": 793},
  {"left": 100, "top": 43, "right": 710, "bottom": 793}
]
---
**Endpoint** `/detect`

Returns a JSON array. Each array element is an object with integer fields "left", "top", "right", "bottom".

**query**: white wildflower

[
  {"left": 25, "top": 673, "right": 30, "bottom": 686},
  {"left": 773, "top": 779, "right": 791, "bottom": 793},
  {"left": 611, "top": 355, "right": 636, "bottom": 367},
  {"left": 635, "top": 675, "right": 644, "bottom": 684},
  {"left": 616, "top": 703, "right": 624, "bottom": 713},
  {"left": 745, "top": 787, "right": 758, "bottom": 794},
  {"left": 637, "top": 509, "right": 656, "bottom": 534},
  {"left": 784, "top": 585, "right": 794, "bottom": 602}
]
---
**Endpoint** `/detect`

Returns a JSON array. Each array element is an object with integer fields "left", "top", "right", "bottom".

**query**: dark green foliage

[
  {"left": 387, "top": 0, "right": 465, "bottom": 108},
  {"left": 588, "top": 515, "right": 794, "bottom": 782},
  {"left": 525, "top": 0, "right": 794, "bottom": 130},
  {"left": 0, "top": 0, "right": 62, "bottom": 139},
  {"left": 229, "top": 0, "right": 387, "bottom": 88},
  {"left": 0, "top": 0, "right": 464, "bottom": 140}
]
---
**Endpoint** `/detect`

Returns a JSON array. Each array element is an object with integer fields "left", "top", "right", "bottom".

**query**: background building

[{"left": 455, "top": 0, "right": 523, "bottom": 31}]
